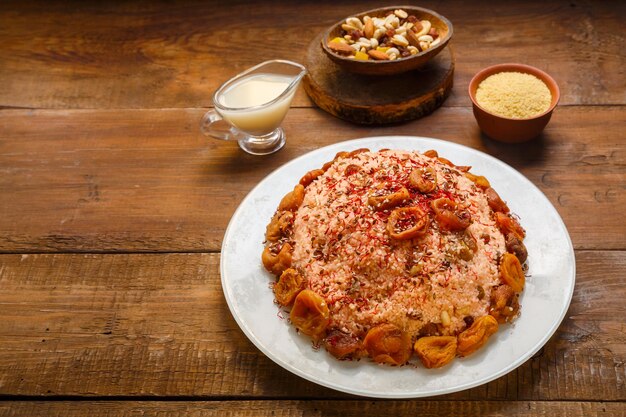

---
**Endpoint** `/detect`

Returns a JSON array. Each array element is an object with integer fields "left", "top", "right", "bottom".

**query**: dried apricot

[
  {"left": 495, "top": 212, "right": 525, "bottom": 240},
  {"left": 363, "top": 323, "right": 412, "bottom": 365},
  {"left": 334, "top": 151, "right": 350, "bottom": 160},
  {"left": 278, "top": 184, "right": 305, "bottom": 212},
  {"left": 414, "top": 336, "right": 457, "bottom": 368},
  {"left": 387, "top": 206, "right": 429, "bottom": 240},
  {"left": 464, "top": 172, "right": 491, "bottom": 189},
  {"left": 290, "top": 289, "right": 330, "bottom": 338},
  {"left": 322, "top": 151, "right": 350, "bottom": 171},
  {"left": 431, "top": 197, "right": 471, "bottom": 231},
  {"left": 457, "top": 315, "right": 499, "bottom": 357},
  {"left": 500, "top": 253, "right": 525, "bottom": 292},
  {"left": 368, "top": 186, "right": 410, "bottom": 211},
  {"left": 348, "top": 148, "right": 370, "bottom": 157},
  {"left": 265, "top": 211, "right": 294, "bottom": 242},
  {"left": 274, "top": 268, "right": 305, "bottom": 306},
  {"left": 261, "top": 242, "right": 292, "bottom": 276},
  {"left": 409, "top": 166, "right": 437, "bottom": 193},
  {"left": 299, "top": 169, "right": 324, "bottom": 188},
  {"left": 437, "top": 157, "right": 454, "bottom": 167}
]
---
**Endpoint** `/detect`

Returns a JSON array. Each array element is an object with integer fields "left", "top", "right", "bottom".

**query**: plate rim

[{"left": 220, "top": 135, "right": 576, "bottom": 398}]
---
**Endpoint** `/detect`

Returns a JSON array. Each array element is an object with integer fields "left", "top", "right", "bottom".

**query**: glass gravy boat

[{"left": 201, "top": 60, "right": 306, "bottom": 155}]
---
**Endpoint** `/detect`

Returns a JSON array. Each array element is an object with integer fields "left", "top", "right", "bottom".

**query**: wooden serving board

[{"left": 303, "top": 34, "right": 455, "bottom": 125}]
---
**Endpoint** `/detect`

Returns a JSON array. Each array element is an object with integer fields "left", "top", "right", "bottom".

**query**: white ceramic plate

[{"left": 221, "top": 136, "right": 575, "bottom": 398}]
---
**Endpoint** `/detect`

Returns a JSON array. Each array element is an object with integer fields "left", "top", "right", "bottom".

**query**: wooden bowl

[
  {"left": 321, "top": 6, "right": 453, "bottom": 76},
  {"left": 468, "top": 63, "right": 560, "bottom": 143}
]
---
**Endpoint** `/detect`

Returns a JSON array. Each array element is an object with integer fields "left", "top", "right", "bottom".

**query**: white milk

[{"left": 218, "top": 73, "right": 296, "bottom": 135}]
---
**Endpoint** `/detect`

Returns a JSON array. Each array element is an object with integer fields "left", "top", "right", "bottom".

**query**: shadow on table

[
  {"left": 199, "top": 141, "right": 292, "bottom": 178},
  {"left": 479, "top": 131, "right": 550, "bottom": 170}
]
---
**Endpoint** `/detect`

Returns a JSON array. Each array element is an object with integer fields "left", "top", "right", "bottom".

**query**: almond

[
  {"left": 364, "top": 19, "right": 374, "bottom": 39},
  {"left": 327, "top": 41, "right": 355, "bottom": 55},
  {"left": 367, "top": 49, "right": 390, "bottom": 60}
]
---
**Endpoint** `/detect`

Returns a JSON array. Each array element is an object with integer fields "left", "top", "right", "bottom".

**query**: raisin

[{"left": 350, "top": 29, "right": 364, "bottom": 40}]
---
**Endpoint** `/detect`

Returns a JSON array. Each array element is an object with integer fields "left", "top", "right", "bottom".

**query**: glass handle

[{"left": 200, "top": 110, "right": 246, "bottom": 142}]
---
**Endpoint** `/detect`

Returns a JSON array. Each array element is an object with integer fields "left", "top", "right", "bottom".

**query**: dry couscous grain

[{"left": 476, "top": 71, "right": 551, "bottom": 119}]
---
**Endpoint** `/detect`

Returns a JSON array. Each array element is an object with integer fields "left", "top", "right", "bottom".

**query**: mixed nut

[{"left": 327, "top": 9, "right": 441, "bottom": 61}]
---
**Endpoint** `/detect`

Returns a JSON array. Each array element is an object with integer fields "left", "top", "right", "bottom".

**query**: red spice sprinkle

[{"left": 274, "top": 148, "right": 518, "bottom": 350}]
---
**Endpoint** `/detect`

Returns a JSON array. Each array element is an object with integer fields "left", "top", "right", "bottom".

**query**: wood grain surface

[
  {"left": 303, "top": 37, "right": 454, "bottom": 124},
  {"left": 0, "top": 0, "right": 624, "bottom": 109},
  {"left": 0, "top": 251, "right": 623, "bottom": 400},
  {"left": 0, "top": 0, "right": 624, "bottom": 415},
  {"left": 0, "top": 401, "right": 624, "bottom": 417},
  {"left": 0, "top": 107, "right": 624, "bottom": 252}
]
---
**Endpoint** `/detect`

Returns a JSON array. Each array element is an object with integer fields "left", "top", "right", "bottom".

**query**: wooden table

[{"left": 0, "top": 1, "right": 624, "bottom": 415}]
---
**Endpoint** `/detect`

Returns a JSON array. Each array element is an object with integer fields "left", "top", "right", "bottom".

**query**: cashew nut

[
  {"left": 346, "top": 17, "right": 363, "bottom": 30},
  {"left": 414, "top": 20, "right": 431, "bottom": 37}
]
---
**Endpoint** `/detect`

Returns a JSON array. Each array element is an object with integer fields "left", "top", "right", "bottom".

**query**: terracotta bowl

[
  {"left": 321, "top": 6, "right": 453, "bottom": 76},
  {"left": 468, "top": 63, "right": 560, "bottom": 143}
]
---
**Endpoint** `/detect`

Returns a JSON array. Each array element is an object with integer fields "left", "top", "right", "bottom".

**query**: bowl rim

[
  {"left": 468, "top": 63, "right": 561, "bottom": 121},
  {"left": 321, "top": 5, "right": 453, "bottom": 67}
]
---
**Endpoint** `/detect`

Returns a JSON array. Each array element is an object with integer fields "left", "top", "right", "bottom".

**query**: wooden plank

[
  {"left": 0, "top": 251, "right": 623, "bottom": 400},
  {"left": 303, "top": 36, "right": 454, "bottom": 124},
  {"left": 0, "top": 106, "right": 624, "bottom": 252},
  {"left": 0, "top": 401, "right": 625, "bottom": 417},
  {"left": 0, "top": 0, "right": 624, "bottom": 109}
]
